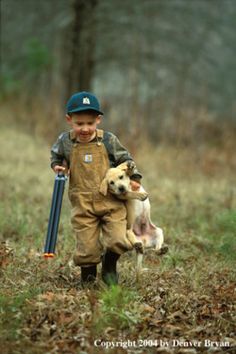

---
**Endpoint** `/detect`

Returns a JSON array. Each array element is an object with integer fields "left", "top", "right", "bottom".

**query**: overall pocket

[{"left": 69, "top": 188, "right": 93, "bottom": 208}]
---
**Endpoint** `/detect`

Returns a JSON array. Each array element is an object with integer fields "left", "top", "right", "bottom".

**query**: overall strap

[
  {"left": 69, "top": 130, "right": 76, "bottom": 141},
  {"left": 96, "top": 129, "right": 104, "bottom": 146}
]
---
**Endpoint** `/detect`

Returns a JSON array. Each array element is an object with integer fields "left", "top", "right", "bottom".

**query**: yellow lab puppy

[{"left": 100, "top": 161, "right": 165, "bottom": 271}]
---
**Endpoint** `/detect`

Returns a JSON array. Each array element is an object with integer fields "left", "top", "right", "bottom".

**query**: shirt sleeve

[
  {"left": 108, "top": 133, "right": 142, "bottom": 181},
  {"left": 50, "top": 134, "right": 65, "bottom": 169}
]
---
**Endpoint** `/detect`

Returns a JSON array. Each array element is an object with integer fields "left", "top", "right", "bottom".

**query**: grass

[
  {"left": 0, "top": 124, "right": 235, "bottom": 353},
  {"left": 93, "top": 285, "right": 141, "bottom": 334}
]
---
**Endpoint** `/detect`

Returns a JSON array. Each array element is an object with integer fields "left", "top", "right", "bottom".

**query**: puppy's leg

[
  {"left": 155, "top": 231, "right": 169, "bottom": 255},
  {"left": 136, "top": 253, "right": 143, "bottom": 272},
  {"left": 124, "top": 191, "right": 148, "bottom": 201},
  {"left": 126, "top": 229, "right": 144, "bottom": 277},
  {"left": 153, "top": 227, "right": 164, "bottom": 251},
  {"left": 126, "top": 229, "right": 144, "bottom": 254},
  {"left": 150, "top": 225, "right": 168, "bottom": 254},
  {"left": 126, "top": 200, "right": 135, "bottom": 229},
  {"left": 126, "top": 200, "right": 144, "bottom": 254}
]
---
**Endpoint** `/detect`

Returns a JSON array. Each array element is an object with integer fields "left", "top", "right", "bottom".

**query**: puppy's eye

[
  {"left": 110, "top": 181, "right": 114, "bottom": 185},
  {"left": 119, "top": 175, "right": 124, "bottom": 180}
]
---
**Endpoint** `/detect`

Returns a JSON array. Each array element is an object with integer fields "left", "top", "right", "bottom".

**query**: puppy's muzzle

[{"left": 118, "top": 186, "right": 126, "bottom": 193}]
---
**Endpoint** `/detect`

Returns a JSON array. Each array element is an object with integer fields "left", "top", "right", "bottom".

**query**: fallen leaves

[
  {"left": 0, "top": 241, "right": 13, "bottom": 267},
  {"left": 0, "top": 247, "right": 235, "bottom": 353}
]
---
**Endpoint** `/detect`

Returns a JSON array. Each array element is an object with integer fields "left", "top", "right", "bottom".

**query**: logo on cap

[{"left": 83, "top": 97, "right": 90, "bottom": 104}]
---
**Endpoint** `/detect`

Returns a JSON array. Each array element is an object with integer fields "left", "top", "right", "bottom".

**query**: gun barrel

[{"left": 44, "top": 174, "right": 67, "bottom": 257}]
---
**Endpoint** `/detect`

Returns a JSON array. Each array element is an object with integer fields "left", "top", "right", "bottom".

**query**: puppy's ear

[
  {"left": 117, "top": 162, "right": 128, "bottom": 172},
  {"left": 99, "top": 178, "right": 108, "bottom": 196}
]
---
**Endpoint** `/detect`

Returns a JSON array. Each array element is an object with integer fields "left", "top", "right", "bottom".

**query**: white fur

[{"left": 132, "top": 186, "right": 164, "bottom": 250}]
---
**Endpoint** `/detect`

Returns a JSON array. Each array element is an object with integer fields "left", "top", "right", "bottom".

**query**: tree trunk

[
  {"left": 0, "top": 0, "right": 2, "bottom": 87},
  {"left": 66, "top": 0, "right": 97, "bottom": 95}
]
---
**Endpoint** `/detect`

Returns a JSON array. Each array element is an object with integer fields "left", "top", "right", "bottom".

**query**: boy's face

[{"left": 66, "top": 112, "right": 101, "bottom": 142}]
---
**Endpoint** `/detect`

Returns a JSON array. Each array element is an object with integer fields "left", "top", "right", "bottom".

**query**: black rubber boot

[
  {"left": 81, "top": 265, "right": 97, "bottom": 285},
  {"left": 101, "top": 250, "right": 120, "bottom": 286}
]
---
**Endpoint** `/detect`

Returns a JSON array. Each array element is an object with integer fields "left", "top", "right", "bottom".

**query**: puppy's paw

[
  {"left": 127, "top": 160, "right": 136, "bottom": 172},
  {"left": 138, "top": 192, "right": 148, "bottom": 201},
  {"left": 134, "top": 241, "right": 144, "bottom": 254},
  {"left": 156, "top": 243, "right": 169, "bottom": 255}
]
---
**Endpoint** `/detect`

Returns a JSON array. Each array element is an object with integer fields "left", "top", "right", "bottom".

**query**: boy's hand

[
  {"left": 53, "top": 165, "right": 68, "bottom": 174},
  {"left": 130, "top": 180, "right": 141, "bottom": 191}
]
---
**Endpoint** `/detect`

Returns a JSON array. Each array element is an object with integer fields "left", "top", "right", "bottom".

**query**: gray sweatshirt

[{"left": 50, "top": 130, "right": 142, "bottom": 181}]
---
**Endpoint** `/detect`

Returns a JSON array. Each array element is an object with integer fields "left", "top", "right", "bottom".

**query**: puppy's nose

[{"left": 119, "top": 186, "right": 125, "bottom": 193}]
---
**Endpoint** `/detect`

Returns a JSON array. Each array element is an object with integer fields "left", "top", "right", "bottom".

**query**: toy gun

[{"left": 44, "top": 172, "right": 67, "bottom": 258}]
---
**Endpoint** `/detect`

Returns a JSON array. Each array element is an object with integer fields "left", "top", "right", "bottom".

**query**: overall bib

[{"left": 68, "top": 129, "right": 132, "bottom": 266}]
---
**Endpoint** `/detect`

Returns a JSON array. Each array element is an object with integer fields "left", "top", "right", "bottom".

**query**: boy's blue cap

[{"left": 66, "top": 91, "right": 103, "bottom": 115}]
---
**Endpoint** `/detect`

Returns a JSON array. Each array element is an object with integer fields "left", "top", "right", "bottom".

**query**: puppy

[
  {"left": 100, "top": 161, "right": 166, "bottom": 271},
  {"left": 100, "top": 161, "right": 147, "bottom": 252}
]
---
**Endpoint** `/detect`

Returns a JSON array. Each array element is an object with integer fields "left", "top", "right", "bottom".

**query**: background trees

[{"left": 1, "top": 0, "right": 236, "bottom": 144}]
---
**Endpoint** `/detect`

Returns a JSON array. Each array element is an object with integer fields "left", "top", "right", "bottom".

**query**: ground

[{"left": 0, "top": 126, "right": 235, "bottom": 354}]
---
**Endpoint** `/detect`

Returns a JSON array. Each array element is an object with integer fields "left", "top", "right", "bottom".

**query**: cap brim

[{"left": 67, "top": 107, "right": 103, "bottom": 115}]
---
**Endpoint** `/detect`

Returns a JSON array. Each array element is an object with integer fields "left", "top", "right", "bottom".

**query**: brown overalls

[{"left": 68, "top": 129, "right": 133, "bottom": 266}]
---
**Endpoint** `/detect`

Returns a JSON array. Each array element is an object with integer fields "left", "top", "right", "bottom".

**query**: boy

[{"left": 51, "top": 91, "right": 142, "bottom": 286}]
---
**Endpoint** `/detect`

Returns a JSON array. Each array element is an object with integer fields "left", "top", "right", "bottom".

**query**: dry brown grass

[{"left": 0, "top": 115, "right": 235, "bottom": 353}]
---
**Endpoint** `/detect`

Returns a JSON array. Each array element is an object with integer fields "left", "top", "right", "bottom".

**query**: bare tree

[
  {"left": 66, "top": 0, "right": 98, "bottom": 95},
  {"left": 0, "top": 0, "right": 2, "bottom": 76}
]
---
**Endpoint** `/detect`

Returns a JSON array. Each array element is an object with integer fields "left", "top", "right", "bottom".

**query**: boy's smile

[{"left": 66, "top": 112, "right": 101, "bottom": 143}]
